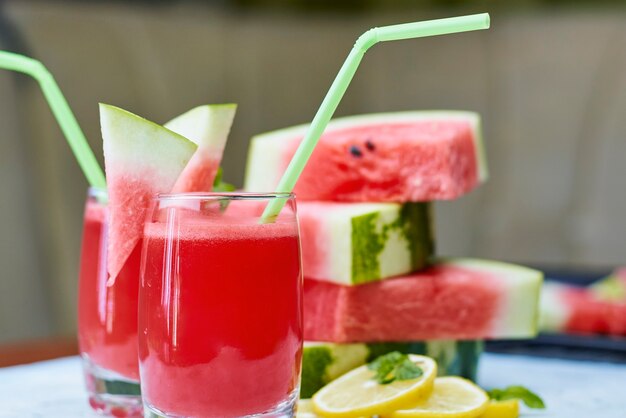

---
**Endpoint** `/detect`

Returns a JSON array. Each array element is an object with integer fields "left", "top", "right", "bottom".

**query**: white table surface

[{"left": 0, "top": 354, "right": 624, "bottom": 417}]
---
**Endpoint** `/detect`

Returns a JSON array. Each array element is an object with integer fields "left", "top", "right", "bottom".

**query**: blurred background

[{"left": 0, "top": 0, "right": 624, "bottom": 345}]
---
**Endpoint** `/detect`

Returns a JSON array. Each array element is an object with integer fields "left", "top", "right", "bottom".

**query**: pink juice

[
  {"left": 77, "top": 198, "right": 141, "bottom": 381},
  {"left": 139, "top": 206, "right": 303, "bottom": 417}
]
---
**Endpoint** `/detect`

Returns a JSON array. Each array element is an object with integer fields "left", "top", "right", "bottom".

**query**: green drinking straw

[
  {"left": 0, "top": 50, "right": 106, "bottom": 189},
  {"left": 261, "top": 13, "right": 490, "bottom": 223}
]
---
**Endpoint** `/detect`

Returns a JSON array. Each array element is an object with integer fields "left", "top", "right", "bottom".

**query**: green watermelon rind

[
  {"left": 591, "top": 273, "right": 626, "bottom": 301},
  {"left": 244, "top": 110, "right": 487, "bottom": 192},
  {"left": 300, "top": 342, "right": 368, "bottom": 399},
  {"left": 164, "top": 103, "right": 237, "bottom": 149},
  {"left": 101, "top": 103, "right": 198, "bottom": 170},
  {"left": 300, "top": 340, "right": 483, "bottom": 399},
  {"left": 299, "top": 201, "right": 433, "bottom": 285},
  {"left": 538, "top": 282, "right": 570, "bottom": 332},
  {"left": 349, "top": 202, "right": 433, "bottom": 284}
]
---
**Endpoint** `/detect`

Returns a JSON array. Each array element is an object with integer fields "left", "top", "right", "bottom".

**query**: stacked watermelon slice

[
  {"left": 244, "top": 111, "right": 544, "bottom": 398},
  {"left": 540, "top": 269, "right": 626, "bottom": 336}
]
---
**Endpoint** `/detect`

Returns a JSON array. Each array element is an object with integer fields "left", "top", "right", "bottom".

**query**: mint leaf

[
  {"left": 368, "top": 351, "right": 403, "bottom": 371},
  {"left": 367, "top": 352, "right": 423, "bottom": 385},
  {"left": 368, "top": 351, "right": 401, "bottom": 384},
  {"left": 213, "top": 167, "right": 224, "bottom": 185},
  {"left": 395, "top": 358, "right": 423, "bottom": 381},
  {"left": 488, "top": 386, "right": 545, "bottom": 409},
  {"left": 212, "top": 167, "right": 236, "bottom": 192},
  {"left": 213, "top": 181, "right": 236, "bottom": 192}
]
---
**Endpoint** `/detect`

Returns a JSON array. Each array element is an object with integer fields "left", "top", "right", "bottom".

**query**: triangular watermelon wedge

[
  {"left": 100, "top": 104, "right": 197, "bottom": 280},
  {"left": 244, "top": 111, "right": 487, "bottom": 202},
  {"left": 167, "top": 104, "right": 237, "bottom": 192}
]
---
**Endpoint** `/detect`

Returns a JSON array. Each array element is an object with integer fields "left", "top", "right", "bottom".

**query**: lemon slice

[
  {"left": 298, "top": 398, "right": 369, "bottom": 418},
  {"left": 479, "top": 400, "right": 519, "bottom": 418},
  {"left": 297, "top": 399, "right": 319, "bottom": 418},
  {"left": 389, "top": 377, "right": 489, "bottom": 418},
  {"left": 312, "top": 354, "right": 437, "bottom": 418}
]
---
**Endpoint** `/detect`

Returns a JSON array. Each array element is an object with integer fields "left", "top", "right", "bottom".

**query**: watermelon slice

[
  {"left": 167, "top": 104, "right": 236, "bottom": 192},
  {"left": 244, "top": 111, "right": 487, "bottom": 202},
  {"left": 301, "top": 340, "right": 482, "bottom": 398},
  {"left": 303, "top": 259, "right": 542, "bottom": 342},
  {"left": 298, "top": 201, "right": 433, "bottom": 285},
  {"left": 540, "top": 282, "right": 626, "bottom": 336},
  {"left": 100, "top": 104, "right": 197, "bottom": 280},
  {"left": 591, "top": 268, "right": 626, "bottom": 301}
]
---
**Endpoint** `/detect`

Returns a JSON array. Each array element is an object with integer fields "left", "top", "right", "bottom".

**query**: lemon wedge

[
  {"left": 297, "top": 399, "right": 319, "bottom": 418},
  {"left": 479, "top": 399, "right": 519, "bottom": 418},
  {"left": 388, "top": 376, "right": 489, "bottom": 418},
  {"left": 312, "top": 354, "right": 437, "bottom": 418}
]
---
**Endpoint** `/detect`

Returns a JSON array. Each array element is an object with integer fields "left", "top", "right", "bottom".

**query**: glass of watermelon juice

[
  {"left": 77, "top": 187, "right": 143, "bottom": 416},
  {"left": 138, "top": 192, "right": 303, "bottom": 418}
]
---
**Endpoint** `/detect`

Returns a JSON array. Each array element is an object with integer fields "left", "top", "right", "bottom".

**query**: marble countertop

[{"left": 0, "top": 353, "right": 624, "bottom": 417}]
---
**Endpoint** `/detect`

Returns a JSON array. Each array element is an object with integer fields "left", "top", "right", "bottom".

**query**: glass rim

[
  {"left": 154, "top": 191, "right": 295, "bottom": 201},
  {"left": 87, "top": 186, "right": 108, "bottom": 201},
  {"left": 86, "top": 188, "right": 294, "bottom": 202}
]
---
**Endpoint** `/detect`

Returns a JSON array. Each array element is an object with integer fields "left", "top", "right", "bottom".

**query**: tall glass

[
  {"left": 139, "top": 193, "right": 303, "bottom": 418},
  {"left": 77, "top": 187, "right": 143, "bottom": 416}
]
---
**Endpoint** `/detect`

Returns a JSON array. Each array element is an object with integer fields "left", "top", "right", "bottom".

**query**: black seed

[
  {"left": 365, "top": 139, "right": 376, "bottom": 151},
  {"left": 349, "top": 145, "right": 363, "bottom": 158}
]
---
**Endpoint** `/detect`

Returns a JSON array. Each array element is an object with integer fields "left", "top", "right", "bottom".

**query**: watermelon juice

[
  {"left": 77, "top": 188, "right": 143, "bottom": 416},
  {"left": 139, "top": 193, "right": 303, "bottom": 417}
]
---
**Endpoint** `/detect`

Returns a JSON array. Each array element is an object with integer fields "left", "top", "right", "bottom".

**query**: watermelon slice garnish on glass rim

[
  {"left": 166, "top": 104, "right": 237, "bottom": 193},
  {"left": 101, "top": 103, "right": 237, "bottom": 281},
  {"left": 101, "top": 103, "right": 197, "bottom": 280}
]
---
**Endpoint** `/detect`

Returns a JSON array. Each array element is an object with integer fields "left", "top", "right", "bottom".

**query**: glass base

[
  {"left": 143, "top": 387, "right": 298, "bottom": 418},
  {"left": 81, "top": 356, "right": 143, "bottom": 417}
]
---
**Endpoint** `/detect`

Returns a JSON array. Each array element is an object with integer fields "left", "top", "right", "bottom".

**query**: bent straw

[
  {"left": 261, "top": 13, "right": 490, "bottom": 222},
  {"left": 0, "top": 50, "right": 106, "bottom": 189}
]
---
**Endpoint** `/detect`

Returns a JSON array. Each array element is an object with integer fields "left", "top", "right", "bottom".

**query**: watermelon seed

[
  {"left": 365, "top": 139, "right": 376, "bottom": 151},
  {"left": 349, "top": 145, "right": 363, "bottom": 158}
]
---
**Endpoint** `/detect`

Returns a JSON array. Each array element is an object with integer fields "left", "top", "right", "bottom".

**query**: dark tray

[{"left": 486, "top": 334, "right": 626, "bottom": 364}]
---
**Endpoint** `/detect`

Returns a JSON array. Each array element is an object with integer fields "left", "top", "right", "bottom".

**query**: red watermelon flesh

[
  {"left": 171, "top": 153, "right": 222, "bottom": 193},
  {"left": 167, "top": 104, "right": 236, "bottom": 193},
  {"left": 542, "top": 282, "right": 626, "bottom": 336},
  {"left": 244, "top": 111, "right": 486, "bottom": 202},
  {"left": 105, "top": 170, "right": 162, "bottom": 280},
  {"left": 564, "top": 289, "right": 626, "bottom": 335},
  {"left": 304, "top": 259, "right": 542, "bottom": 342},
  {"left": 101, "top": 104, "right": 197, "bottom": 280}
]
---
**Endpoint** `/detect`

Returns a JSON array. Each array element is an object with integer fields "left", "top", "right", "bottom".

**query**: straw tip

[
  {"left": 482, "top": 13, "right": 491, "bottom": 29},
  {"left": 259, "top": 213, "right": 278, "bottom": 224}
]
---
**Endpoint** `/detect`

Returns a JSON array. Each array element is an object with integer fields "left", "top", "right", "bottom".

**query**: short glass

[
  {"left": 138, "top": 193, "right": 303, "bottom": 418},
  {"left": 77, "top": 187, "right": 143, "bottom": 416}
]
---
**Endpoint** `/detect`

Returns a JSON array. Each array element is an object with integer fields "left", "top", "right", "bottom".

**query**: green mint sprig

[
  {"left": 488, "top": 385, "right": 546, "bottom": 409},
  {"left": 367, "top": 352, "right": 423, "bottom": 385},
  {"left": 212, "top": 167, "right": 236, "bottom": 192}
]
